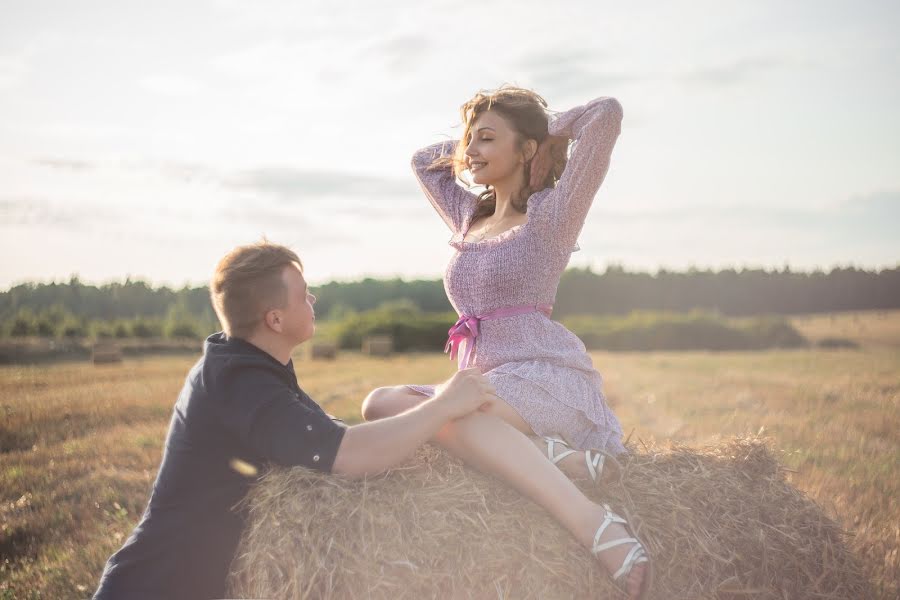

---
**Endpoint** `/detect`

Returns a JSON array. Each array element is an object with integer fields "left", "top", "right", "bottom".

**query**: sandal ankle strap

[
  {"left": 586, "top": 451, "right": 605, "bottom": 481},
  {"left": 544, "top": 436, "right": 578, "bottom": 465},
  {"left": 591, "top": 504, "right": 650, "bottom": 583}
]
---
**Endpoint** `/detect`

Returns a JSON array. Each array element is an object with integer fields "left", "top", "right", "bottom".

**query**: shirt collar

[{"left": 206, "top": 331, "right": 295, "bottom": 372}]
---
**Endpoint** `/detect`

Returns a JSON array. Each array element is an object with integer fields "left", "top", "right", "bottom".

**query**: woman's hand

[{"left": 529, "top": 135, "right": 569, "bottom": 189}]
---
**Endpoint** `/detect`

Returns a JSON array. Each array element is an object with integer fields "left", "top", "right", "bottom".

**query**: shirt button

[
  {"left": 306, "top": 425, "right": 313, "bottom": 431},
  {"left": 312, "top": 454, "right": 320, "bottom": 462}
]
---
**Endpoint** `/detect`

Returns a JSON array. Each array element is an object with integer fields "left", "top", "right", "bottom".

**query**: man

[{"left": 93, "top": 241, "right": 497, "bottom": 600}]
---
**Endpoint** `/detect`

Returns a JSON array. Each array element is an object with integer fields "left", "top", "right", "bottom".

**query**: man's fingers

[
  {"left": 477, "top": 393, "right": 504, "bottom": 411},
  {"left": 481, "top": 391, "right": 502, "bottom": 404},
  {"left": 478, "top": 379, "right": 496, "bottom": 393}
]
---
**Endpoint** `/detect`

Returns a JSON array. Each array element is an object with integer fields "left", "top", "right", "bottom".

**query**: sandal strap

[
  {"left": 592, "top": 504, "right": 650, "bottom": 583},
  {"left": 544, "top": 436, "right": 577, "bottom": 465},
  {"left": 613, "top": 545, "right": 649, "bottom": 581},
  {"left": 591, "top": 509, "right": 627, "bottom": 548},
  {"left": 546, "top": 436, "right": 609, "bottom": 483},
  {"left": 593, "top": 536, "right": 639, "bottom": 554},
  {"left": 585, "top": 451, "right": 605, "bottom": 481}
]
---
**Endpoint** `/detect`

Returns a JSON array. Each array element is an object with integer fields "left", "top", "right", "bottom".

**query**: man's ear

[{"left": 264, "top": 309, "right": 284, "bottom": 333}]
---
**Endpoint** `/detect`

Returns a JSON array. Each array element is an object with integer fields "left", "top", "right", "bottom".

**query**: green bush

[
  {"left": 561, "top": 311, "right": 807, "bottom": 352},
  {"left": 131, "top": 318, "right": 163, "bottom": 338},
  {"left": 113, "top": 321, "right": 131, "bottom": 338},
  {"left": 10, "top": 316, "right": 35, "bottom": 337},
  {"left": 816, "top": 337, "right": 859, "bottom": 349},
  {"left": 740, "top": 316, "right": 808, "bottom": 349},
  {"left": 61, "top": 318, "right": 87, "bottom": 338},
  {"left": 327, "top": 308, "right": 810, "bottom": 353},
  {"left": 167, "top": 321, "right": 200, "bottom": 339},
  {"left": 8, "top": 308, "right": 37, "bottom": 337},
  {"left": 333, "top": 304, "right": 456, "bottom": 351},
  {"left": 92, "top": 321, "right": 115, "bottom": 338},
  {"left": 35, "top": 318, "right": 58, "bottom": 337}
]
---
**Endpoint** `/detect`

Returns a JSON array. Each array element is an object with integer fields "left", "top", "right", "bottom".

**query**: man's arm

[{"left": 331, "top": 368, "right": 495, "bottom": 478}]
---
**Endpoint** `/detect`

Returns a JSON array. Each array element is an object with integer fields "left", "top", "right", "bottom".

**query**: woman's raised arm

[
  {"left": 412, "top": 140, "right": 479, "bottom": 234},
  {"left": 533, "top": 97, "right": 624, "bottom": 249}
]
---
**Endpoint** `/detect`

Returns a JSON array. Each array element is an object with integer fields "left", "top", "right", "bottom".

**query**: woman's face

[{"left": 464, "top": 110, "right": 525, "bottom": 187}]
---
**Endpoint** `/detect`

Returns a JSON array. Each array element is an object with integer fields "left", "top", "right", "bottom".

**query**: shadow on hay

[{"left": 228, "top": 436, "right": 873, "bottom": 600}]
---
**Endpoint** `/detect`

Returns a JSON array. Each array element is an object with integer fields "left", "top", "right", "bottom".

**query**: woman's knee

[
  {"left": 360, "top": 385, "right": 417, "bottom": 421},
  {"left": 480, "top": 398, "right": 535, "bottom": 436},
  {"left": 361, "top": 386, "right": 393, "bottom": 421}
]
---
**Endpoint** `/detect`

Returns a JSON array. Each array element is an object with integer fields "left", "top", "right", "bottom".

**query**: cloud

[
  {"left": 0, "top": 196, "right": 120, "bottom": 228},
  {"left": 155, "top": 161, "right": 219, "bottom": 184},
  {"left": 594, "top": 190, "right": 900, "bottom": 229},
  {"left": 583, "top": 189, "right": 900, "bottom": 264},
  {"left": 31, "top": 157, "right": 95, "bottom": 171},
  {"left": 224, "top": 166, "right": 417, "bottom": 201},
  {"left": 678, "top": 56, "right": 787, "bottom": 88},
  {"left": 0, "top": 52, "right": 29, "bottom": 89},
  {"left": 515, "top": 47, "right": 645, "bottom": 100},
  {"left": 833, "top": 189, "right": 900, "bottom": 239},
  {"left": 41, "top": 158, "right": 427, "bottom": 221},
  {"left": 137, "top": 74, "right": 205, "bottom": 97},
  {"left": 364, "top": 34, "right": 432, "bottom": 74},
  {"left": 573, "top": 190, "right": 900, "bottom": 271},
  {"left": 212, "top": 39, "right": 315, "bottom": 80}
]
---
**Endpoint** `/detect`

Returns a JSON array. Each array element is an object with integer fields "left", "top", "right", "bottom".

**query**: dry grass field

[{"left": 1, "top": 311, "right": 897, "bottom": 599}]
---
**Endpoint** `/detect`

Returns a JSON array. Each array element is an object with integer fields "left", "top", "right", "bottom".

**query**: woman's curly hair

[{"left": 431, "top": 85, "right": 567, "bottom": 223}]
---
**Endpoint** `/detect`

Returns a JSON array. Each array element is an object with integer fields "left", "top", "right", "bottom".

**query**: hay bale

[
  {"left": 310, "top": 341, "right": 338, "bottom": 360},
  {"left": 91, "top": 342, "right": 122, "bottom": 365},
  {"left": 362, "top": 335, "right": 393, "bottom": 356},
  {"left": 228, "top": 437, "right": 872, "bottom": 599}
]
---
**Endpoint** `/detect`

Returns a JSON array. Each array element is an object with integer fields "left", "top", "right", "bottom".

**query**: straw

[{"left": 228, "top": 436, "right": 872, "bottom": 599}]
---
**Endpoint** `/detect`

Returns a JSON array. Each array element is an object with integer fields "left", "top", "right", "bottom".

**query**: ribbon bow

[
  {"left": 443, "top": 303, "right": 554, "bottom": 370},
  {"left": 445, "top": 314, "right": 481, "bottom": 370}
]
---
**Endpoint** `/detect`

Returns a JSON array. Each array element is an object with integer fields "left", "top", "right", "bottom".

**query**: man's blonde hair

[{"left": 210, "top": 240, "right": 303, "bottom": 338}]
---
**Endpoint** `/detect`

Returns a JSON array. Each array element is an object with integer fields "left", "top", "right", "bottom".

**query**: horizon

[
  {"left": 3, "top": 260, "right": 898, "bottom": 293},
  {"left": 2, "top": 0, "right": 898, "bottom": 289}
]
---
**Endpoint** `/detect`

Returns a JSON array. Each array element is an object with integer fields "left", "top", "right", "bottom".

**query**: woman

[{"left": 362, "top": 87, "right": 651, "bottom": 598}]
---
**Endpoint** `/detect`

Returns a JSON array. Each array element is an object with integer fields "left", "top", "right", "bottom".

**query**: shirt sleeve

[
  {"left": 532, "top": 97, "right": 624, "bottom": 252},
  {"left": 214, "top": 363, "right": 347, "bottom": 473},
  {"left": 412, "top": 140, "right": 479, "bottom": 234}
]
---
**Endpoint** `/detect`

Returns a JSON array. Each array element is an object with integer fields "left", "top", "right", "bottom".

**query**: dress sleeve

[
  {"left": 215, "top": 363, "right": 347, "bottom": 473},
  {"left": 412, "top": 140, "right": 479, "bottom": 234},
  {"left": 533, "top": 97, "right": 624, "bottom": 251}
]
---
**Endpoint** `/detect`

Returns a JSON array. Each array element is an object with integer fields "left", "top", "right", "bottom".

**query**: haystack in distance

[{"left": 229, "top": 437, "right": 871, "bottom": 599}]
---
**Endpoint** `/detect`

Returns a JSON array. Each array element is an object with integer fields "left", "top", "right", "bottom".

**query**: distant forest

[{"left": 2, "top": 266, "right": 898, "bottom": 330}]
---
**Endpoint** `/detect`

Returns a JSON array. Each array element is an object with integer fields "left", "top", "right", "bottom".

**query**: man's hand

[
  {"left": 332, "top": 369, "right": 500, "bottom": 478},
  {"left": 432, "top": 368, "right": 499, "bottom": 420}
]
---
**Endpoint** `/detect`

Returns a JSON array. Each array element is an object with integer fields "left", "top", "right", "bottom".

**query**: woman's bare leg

[
  {"left": 363, "top": 386, "right": 608, "bottom": 482},
  {"left": 361, "top": 386, "right": 646, "bottom": 597}
]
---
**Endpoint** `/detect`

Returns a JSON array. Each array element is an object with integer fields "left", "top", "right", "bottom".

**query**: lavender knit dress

[{"left": 405, "top": 96, "right": 626, "bottom": 454}]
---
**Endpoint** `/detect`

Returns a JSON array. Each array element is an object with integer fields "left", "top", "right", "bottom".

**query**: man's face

[{"left": 279, "top": 262, "right": 316, "bottom": 345}]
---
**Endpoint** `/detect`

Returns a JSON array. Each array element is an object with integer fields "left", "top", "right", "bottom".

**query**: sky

[{"left": 1, "top": 0, "right": 898, "bottom": 288}]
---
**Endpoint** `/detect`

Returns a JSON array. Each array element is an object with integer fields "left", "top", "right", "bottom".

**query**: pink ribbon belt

[{"left": 445, "top": 303, "right": 553, "bottom": 369}]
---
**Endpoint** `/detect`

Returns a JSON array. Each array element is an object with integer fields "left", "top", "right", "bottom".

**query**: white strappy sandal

[
  {"left": 592, "top": 503, "right": 653, "bottom": 599},
  {"left": 543, "top": 436, "right": 624, "bottom": 485}
]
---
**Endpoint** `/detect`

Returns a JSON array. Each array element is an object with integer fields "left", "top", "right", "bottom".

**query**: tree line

[{"left": 1, "top": 265, "right": 898, "bottom": 339}]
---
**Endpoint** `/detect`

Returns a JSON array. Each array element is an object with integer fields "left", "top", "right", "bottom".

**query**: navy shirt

[{"left": 93, "top": 332, "right": 347, "bottom": 600}]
